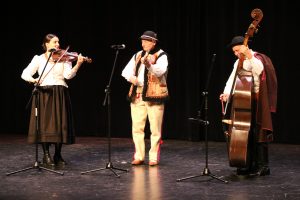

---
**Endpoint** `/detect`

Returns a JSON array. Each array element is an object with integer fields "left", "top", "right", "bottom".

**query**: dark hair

[{"left": 42, "top": 33, "right": 58, "bottom": 51}]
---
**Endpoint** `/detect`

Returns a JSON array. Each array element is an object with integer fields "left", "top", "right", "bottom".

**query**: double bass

[{"left": 222, "top": 8, "right": 263, "bottom": 168}]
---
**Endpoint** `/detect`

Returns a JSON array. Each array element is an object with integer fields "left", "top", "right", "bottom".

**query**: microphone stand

[
  {"left": 177, "top": 54, "right": 228, "bottom": 183},
  {"left": 7, "top": 50, "right": 64, "bottom": 176},
  {"left": 81, "top": 47, "right": 128, "bottom": 177}
]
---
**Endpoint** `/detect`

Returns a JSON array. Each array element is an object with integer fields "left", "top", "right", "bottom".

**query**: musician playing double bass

[{"left": 220, "top": 36, "right": 277, "bottom": 176}]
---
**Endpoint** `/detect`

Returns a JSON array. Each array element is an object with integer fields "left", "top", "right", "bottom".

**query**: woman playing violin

[{"left": 21, "top": 33, "right": 85, "bottom": 169}]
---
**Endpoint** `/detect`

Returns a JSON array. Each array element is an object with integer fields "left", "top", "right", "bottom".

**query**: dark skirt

[{"left": 27, "top": 85, "right": 75, "bottom": 144}]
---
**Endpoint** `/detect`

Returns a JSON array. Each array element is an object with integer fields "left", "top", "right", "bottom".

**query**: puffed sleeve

[
  {"left": 63, "top": 61, "right": 76, "bottom": 79},
  {"left": 122, "top": 54, "right": 136, "bottom": 81},
  {"left": 21, "top": 55, "right": 40, "bottom": 83},
  {"left": 147, "top": 52, "right": 168, "bottom": 77}
]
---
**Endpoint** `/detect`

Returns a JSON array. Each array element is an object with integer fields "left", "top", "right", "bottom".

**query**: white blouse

[{"left": 21, "top": 54, "right": 77, "bottom": 87}]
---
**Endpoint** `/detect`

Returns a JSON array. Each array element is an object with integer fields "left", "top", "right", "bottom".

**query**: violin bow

[{"left": 38, "top": 46, "right": 71, "bottom": 84}]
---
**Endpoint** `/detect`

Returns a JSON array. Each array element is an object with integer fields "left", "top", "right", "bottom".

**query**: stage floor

[{"left": 1, "top": 134, "right": 300, "bottom": 200}]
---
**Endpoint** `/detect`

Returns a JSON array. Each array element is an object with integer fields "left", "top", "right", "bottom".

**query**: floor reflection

[
  {"left": 130, "top": 166, "right": 161, "bottom": 200},
  {"left": 149, "top": 166, "right": 161, "bottom": 200}
]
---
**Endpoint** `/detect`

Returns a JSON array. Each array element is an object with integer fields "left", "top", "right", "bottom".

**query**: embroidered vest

[{"left": 128, "top": 50, "right": 169, "bottom": 103}]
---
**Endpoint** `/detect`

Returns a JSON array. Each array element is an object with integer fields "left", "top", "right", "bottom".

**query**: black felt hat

[
  {"left": 140, "top": 30, "right": 158, "bottom": 41},
  {"left": 227, "top": 36, "right": 245, "bottom": 48}
]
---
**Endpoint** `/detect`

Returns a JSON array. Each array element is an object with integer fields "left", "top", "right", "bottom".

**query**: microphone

[
  {"left": 212, "top": 53, "right": 216, "bottom": 62},
  {"left": 48, "top": 48, "right": 57, "bottom": 52},
  {"left": 188, "top": 117, "right": 209, "bottom": 125},
  {"left": 111, "top": 44, "right": 126, "bottom": 49}
]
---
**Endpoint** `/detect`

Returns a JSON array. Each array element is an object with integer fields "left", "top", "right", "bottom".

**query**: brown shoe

[
  {"left": 149, "top": 161, "right": 158, "bottom": 166},
  {"left": 131, "top": 160, "right": 144, "bottom": 165}
]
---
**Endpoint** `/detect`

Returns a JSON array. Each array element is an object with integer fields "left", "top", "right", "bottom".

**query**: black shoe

[
  {"left": 53, "top": 154, "right": 67, "bottom": 166},
  {"left": 236, "top": 168, "right": 251, "bottom": 175},
  {"left": 256, "top": 166, "right": 270, "bottom": 176},
  {"left": 42, "top": 154, "right": 55, "bottom": 169}
]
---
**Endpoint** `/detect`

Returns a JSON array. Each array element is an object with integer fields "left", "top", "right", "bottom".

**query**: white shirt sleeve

[
  {"left": 223, "top": 63, "right": 237, "bottom": 95},
  {"left": 121, "top": 54, "right": 137, "bottom": 82},
  {"left": 223, "top": 50, "right": 264, "bottom": 94},
  {"left": 63, "top": 61, "right": 76, "bottom": 79},
  {"left": 21, "top": 55, "right": 40, "bottom": 83},
  {"left": 21, "top": 54, "right": 75, "bottom": 87},
  {"left": 147, "top": 51, "right": 168, "bottom": 77},
  {"left": 122, "top": 50, "right": 168, "bottom": 86}
]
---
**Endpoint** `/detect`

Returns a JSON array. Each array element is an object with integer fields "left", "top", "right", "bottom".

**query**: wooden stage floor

[{"left": 1, "top": 134, "right": 299, "bottom": 199}]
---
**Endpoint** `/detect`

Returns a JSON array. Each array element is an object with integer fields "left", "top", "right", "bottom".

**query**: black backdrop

[{"left": 2, "top": 0, "right": 300, "bottom": 144}]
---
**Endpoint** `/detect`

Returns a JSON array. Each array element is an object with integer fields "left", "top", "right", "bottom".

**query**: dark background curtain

[{"left": 2, "top": 0, "right": 299, "bottom": 144}]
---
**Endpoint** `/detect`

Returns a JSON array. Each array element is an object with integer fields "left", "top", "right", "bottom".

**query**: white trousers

[{"left": 130, "top": 99, "right": 164, "bottom": 162}]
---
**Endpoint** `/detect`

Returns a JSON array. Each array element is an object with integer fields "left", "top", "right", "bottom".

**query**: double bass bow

[{"left": 221, "top": 8, "right": 263, "bottom": 168}]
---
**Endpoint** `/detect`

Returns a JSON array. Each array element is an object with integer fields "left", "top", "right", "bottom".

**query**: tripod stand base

[
  {"left": 81, "top": 162, "right": 128, "bottom": 177},
  {"left": 6, "top": 161, "right": 64, "bottom": 176},
  {"left": 176, "top": 167, "right": 228, "bottom": 183}
]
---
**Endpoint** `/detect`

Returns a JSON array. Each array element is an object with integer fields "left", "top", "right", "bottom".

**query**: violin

[{"left": 52, "top": 48, "right": 92, "bottom": 63}]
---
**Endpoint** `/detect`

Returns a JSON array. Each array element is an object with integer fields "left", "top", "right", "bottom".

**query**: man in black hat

[
  {"left": 121, "top": 30, "right": 169, "bottom": 166},
  {"left": 220, "top": 35, "right": 277, "bottom": 176}
]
